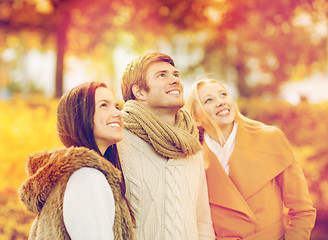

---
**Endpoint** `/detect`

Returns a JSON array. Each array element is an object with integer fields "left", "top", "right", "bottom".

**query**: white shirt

[
  {"left": 63, "top": 167, "right": 115, "bottom": 240},
  {"left": 204, "top": 123, "right": 238, "bottom": 175}
]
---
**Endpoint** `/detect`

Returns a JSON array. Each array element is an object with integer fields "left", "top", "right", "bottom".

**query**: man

[{"left": 117, "top": 52, "right": 215, "bottom": 239}]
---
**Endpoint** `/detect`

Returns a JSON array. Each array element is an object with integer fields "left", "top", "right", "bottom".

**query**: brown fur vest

[{"left": 18, "top": 146, "right": 135, "bottom": 240}]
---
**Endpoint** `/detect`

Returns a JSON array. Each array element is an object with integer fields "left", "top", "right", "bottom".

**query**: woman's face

[
  {"left": 93, "top": 87, "right": 123, "bottom": 154},
  {"left": 197, "top": 82, "right": 236, "bottom": 131}
]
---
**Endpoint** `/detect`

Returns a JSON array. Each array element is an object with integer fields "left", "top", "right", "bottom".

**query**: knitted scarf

[{"left": 123, "top": 100, "right": 202, "bottom": 159}]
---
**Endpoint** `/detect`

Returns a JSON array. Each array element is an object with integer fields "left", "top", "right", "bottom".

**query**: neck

[
  {"left": 206, "top": 122, "right": 234, "bottom": 145},
  {"left": 96, "top": 142, "right": 113, "bottom": 156},
  {"left": 98, "top": 145, "right": 107, "bottom": 156},
  {"left": 220, "top": 123, "right": 234, "bottom": 141},
  {"left": 154, "top": 109, "right": 178, "bottom": 125},
  {"left": 146, "top": 106, "right": 180, "bottom": 125}
]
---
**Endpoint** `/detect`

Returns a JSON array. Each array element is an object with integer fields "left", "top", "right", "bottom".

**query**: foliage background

[
  {"left": 0, "top": 0, "right": 328, "bottom": 239},
  {"left": 0, "top": 96, "right": 327, "bottom": 239}
]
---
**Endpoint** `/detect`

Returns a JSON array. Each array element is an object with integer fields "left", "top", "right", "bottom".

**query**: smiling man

[{"left": 118, "top": 52, "right": 215, "bottom": 240}]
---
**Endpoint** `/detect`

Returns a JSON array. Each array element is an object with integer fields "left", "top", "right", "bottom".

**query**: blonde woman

[{"left": 185, "top": 79, "right": 316, "bottom": 240}]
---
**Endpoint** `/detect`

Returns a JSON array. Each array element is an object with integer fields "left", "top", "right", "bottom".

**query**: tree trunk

[
  {"left": 236, "top": 62, "right": 252, "bottom": 97},
  {"left": 55, "top": 11, "right": 71, "bottom": 98}
]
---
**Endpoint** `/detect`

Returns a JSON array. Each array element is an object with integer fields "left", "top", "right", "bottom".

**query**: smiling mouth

[
  {"left": 167, "top": 90, "right": 180, "bottom": 95},
  {"left": 107, "top": 123, "right": 121, "bottom": 128},
  {"left": 217, "top": 109, "right": 230, "bottom": 116}
]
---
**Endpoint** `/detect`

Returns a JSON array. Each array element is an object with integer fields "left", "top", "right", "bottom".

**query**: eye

[
  {"left": 173, "top": 73, "right": 179, "bottom": 78},
  {"left": 158, "top": 73, "right": 166, "bottom": 78},
  {"left": 100, "top": 102, "right": 108, "bottom": 108},
  {"left": 204, "top": 98, "right": 212, "bottom": 104},
  {"left": 220, "top": 92, "right": 227, "bottom": 98},
  {"left": 115, "top": 104, "right": 121, "bottom": 110}
]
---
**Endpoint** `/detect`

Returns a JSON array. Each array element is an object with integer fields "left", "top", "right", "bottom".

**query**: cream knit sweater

[{"left": 117, "top": 129, "right": 215, "bottom": 240}]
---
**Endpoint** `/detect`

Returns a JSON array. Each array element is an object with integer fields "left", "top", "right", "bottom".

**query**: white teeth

[
  {"left": 168, "top": 90, "right": 179, "bottom": 95},
  {"left": 218, "top": 109, "right": 229, "bottom": 115},
  {"left": 108, "top": 123, "right": 120, "bottom": 128}
]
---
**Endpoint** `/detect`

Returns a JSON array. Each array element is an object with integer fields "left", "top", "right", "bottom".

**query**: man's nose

[{"left": 169, "top": 75, "right": 180, "bottom": 85}]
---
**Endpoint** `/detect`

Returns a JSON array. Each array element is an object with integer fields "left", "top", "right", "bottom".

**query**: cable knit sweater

[{"left": 117, "top": 129, "right": 215, "bottom": 240}]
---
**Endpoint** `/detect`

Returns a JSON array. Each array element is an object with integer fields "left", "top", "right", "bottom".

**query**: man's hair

[{"left": 121, "top": 52, "right": 175, "bottom": 102}]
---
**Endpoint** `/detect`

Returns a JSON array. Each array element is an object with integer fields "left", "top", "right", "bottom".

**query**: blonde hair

[{"left": 185, "top": 79, "right": 265, "bottom": 146}]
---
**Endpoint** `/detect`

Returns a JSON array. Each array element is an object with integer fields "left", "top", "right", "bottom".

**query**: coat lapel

[
  {"left": 203, "top": 143, "right": 256, "bottom": 221},
  {"left": 229, "top": 126, "right": 295, "bottom": 200},
  {"left": 203, "top": 125, "right": 296, "bottom": 222}
]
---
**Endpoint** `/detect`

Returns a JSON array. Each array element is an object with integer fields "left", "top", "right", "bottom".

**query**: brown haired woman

[
  {"left": 186, "top": 78, "right": 316, "bottom": 240},
  {"left": 18, "top": 82, "right": 135, "bottom": 240}
]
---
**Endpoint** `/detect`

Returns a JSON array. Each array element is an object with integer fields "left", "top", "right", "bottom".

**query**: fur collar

[{"left": 18, "top": 146, "right": 122, "bottom": 214}]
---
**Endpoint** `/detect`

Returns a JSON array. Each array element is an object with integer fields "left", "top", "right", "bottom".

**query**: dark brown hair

[
  {"left": 56, "top": 81, "right": 124, "bottom": 171},
  {"left": 57, "top": 81, "right": 106, "bottom": 154}
]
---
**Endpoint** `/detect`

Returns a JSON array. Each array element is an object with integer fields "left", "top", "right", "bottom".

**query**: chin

[
  {"left": 109, "top": 135, "right": 123, "bottom": 145},
  {"left": 115, "top": 136, "right": 123, "bottom": 143},
  {"left": 174, "top": 101, "right": 184, "bottom": 108},
  {"left": 171, "top": 105, "right": 183, "bottom": 111}
]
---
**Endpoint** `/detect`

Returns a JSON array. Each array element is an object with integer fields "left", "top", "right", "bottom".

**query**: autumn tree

[
  {"left": 191, "top": 0, "right": 327, "bottom": 97},
  {"left": 0, "top": 0, "right": 326, "bottom": 97},
  {"left": 0, "top": 0, "right": 213, "bottom": 97}
]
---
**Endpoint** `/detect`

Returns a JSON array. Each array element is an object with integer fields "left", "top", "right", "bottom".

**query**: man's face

[{"left": 140, "top": 61, "right": 184, "bottom": 116}]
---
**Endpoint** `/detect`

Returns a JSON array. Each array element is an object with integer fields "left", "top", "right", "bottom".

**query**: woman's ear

[{"left": 132, "top": 85, "right": 146, "bottom": 101}]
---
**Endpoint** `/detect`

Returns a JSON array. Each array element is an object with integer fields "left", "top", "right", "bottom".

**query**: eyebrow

[
  {"left": 202, "top": 94, "right": 212, "bottom": 100},
  {"left": 154, "top": 70, "right": 180, "bottom": 76},
  {"left": 96, "top": 99, "right": 120, "bottom": 108},
  {"left": 96, "top": 99, "right": 112, "bottom": 105},
  {"left": 201, "top": 90, "right": 225, "bottom": 99}
]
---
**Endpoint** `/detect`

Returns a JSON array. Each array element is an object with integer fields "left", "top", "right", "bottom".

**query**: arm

[
  {"left": 63, "top": 167, "right": 115, "bottom": 240},
  {"left": 276, "top": 131, "right": 316, "bottom": 240},
  {"left": 196, "top": 152, "right": 216, "bottom": 240},
  {"left": 278, "top": 163, "right": 316, "bottom": 240}
]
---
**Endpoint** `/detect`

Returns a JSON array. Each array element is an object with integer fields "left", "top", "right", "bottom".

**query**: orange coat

[{"left": 203, "top": 125, "right": 316, "bottom": 240}]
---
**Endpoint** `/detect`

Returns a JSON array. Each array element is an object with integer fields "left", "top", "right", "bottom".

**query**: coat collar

[
  {"left": 18, "top": 146, "right": 122, "bottom": 214},
  {"left": 203, "top": 125, "right": 295, "bottom": 219},
  {"left": 203, "top": 143, "right": 257, "bottom": 221},
  {"left": 229, "top": 125, "right": 295, "bottom": 200}
]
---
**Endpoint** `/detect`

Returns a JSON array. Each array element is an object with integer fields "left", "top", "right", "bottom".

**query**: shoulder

[
  {"left": 238, "top": 124, "right": 294, "bottom": 157},
  {"left": 118, "top": 129, "right": 139, "bottom": 146},
  {"left": 121, "top": 128, "right": 144, "bottom": 142},
  {"left": 67, "top": 167, "right": 110, "bottom": 192},
  {"left": 118, "top": 129, "right": 158, "bottom": 157},
  {"left": 65, "top": 167, "right": 114, "bottom": 209},
  {"left": 70, "top": 167, "right": 107, "bottom": 181},
  {"left": 259, "top": 125, "right": 283, "bottom": 135},
  {"left": 258, "top": 125, "right": 290, "bottom": 146},
  {"left": 241, "top": 124, "right": 287, "bottom": 142}
]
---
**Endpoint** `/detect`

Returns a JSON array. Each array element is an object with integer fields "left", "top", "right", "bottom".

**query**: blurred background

[{"left": 0, "top": 0, "right": 327, "bottom": 239}]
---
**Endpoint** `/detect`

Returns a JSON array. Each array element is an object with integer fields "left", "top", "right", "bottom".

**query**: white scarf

[{"left": 204, "top": 123, "right": 238, "bottom": 174}]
